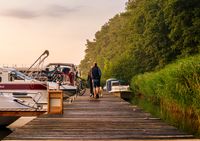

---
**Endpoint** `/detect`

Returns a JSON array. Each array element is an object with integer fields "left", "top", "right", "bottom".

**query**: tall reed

[{"left": 131, "top": 54, "right": 200, "bottom": 135}]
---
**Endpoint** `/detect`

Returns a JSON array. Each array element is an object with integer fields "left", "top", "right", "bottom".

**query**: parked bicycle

[
  {"left": 45, "top": 65, "right": 65, "bottom": 83},
  {"left": 76, "top": 77, "right": 87, "bottom": 96}
]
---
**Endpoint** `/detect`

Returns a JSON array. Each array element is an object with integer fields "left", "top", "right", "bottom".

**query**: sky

[{"left": 0, "top": 0, "right": 127, "bottom": 67}]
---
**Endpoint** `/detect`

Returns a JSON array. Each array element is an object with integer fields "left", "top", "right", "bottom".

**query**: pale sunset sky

[{"left": 0, "top": 0, "right": 127, "bottom": 67}]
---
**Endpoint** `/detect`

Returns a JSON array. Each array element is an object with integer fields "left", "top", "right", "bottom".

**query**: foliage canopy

[{"left": 79, "top": 0, "right": 200, "bottom": 83}]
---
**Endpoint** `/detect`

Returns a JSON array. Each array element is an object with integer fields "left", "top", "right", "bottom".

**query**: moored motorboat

[
  {"left": 44, "top": 63, "right": 78, "bottom": 97},
  {"left": 0, "top": 95, "right": 32, "bottom": 127},
  {"left": 105, "top": 78, "right": 132, "bottom": 99},
  {"left": 0, "top": 67, "right": 48, "bottom": 108}
]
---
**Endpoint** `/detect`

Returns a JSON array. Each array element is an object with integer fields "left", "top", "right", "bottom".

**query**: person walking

[
  {"left": 87, "top": 67, "right": 93, "bottom": 97},
  {"left": 91, "top": 62, "right": 101, "bottom": 99}
]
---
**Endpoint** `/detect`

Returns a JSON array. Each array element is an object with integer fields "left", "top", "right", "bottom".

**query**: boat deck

[
  {"left": 0, "top": 108, "right": 46, "bottom": 116},
  {"left": 4, "top": 91, "right": 195, "bottom": 140},
  {"left": 0, "top": 96, "right": 46, "bottom": 116}
]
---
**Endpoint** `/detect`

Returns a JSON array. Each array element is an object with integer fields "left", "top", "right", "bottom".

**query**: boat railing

[
  {"left": 32, "top": 93, "right": 43, "bottom": 110},
  {"left": 4, "top": 92, "right": 45, "bottom": 110},
  {"left": 25, "top": 50, "right": 49, "bottom": 79}
]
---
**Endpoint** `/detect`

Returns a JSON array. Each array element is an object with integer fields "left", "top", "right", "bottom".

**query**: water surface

[{"left": 0, "top": 127, "right": 12, "bottom": 140}]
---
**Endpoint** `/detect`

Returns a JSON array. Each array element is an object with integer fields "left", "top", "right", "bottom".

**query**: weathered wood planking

[{"left": 4, "top": 91, "right": 195, "bottom": 140}]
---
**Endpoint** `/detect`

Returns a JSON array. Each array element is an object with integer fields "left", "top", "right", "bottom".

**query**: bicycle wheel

[
  {"left": 78, "top": 87, "right": 86, "bottom": 96},
  {"left": 77, "top": 78, "right": 87, "bottom": 96}
]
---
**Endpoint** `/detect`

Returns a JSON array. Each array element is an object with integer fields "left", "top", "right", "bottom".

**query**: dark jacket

[{"left": 91, "top": 66, "right": 101, "bottom": 79}]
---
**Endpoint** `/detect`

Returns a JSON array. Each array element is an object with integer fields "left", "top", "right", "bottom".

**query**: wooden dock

[{"left": 4, "top": 91, "right": 195, "bottom": 140}]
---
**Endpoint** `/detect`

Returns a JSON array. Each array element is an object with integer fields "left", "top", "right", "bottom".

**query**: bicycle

[
  {"left": 76, "top": 77, "right": 87, "bottom": 96},
  {"left": 45, "top": 68, "right": 64, "bottom": 83}
]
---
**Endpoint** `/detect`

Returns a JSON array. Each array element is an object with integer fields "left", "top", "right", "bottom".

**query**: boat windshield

[{"left": 13, "top": 71, "right": 32, "bottom": 80}]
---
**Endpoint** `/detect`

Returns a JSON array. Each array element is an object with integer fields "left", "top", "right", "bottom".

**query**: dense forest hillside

[{"left": 79, "top": 0, "right": 200, "bottom": 83}]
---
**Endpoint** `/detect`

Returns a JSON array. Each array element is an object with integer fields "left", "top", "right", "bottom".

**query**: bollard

[{"left": 48, "top": 90, "right": 63, "bottom": 114}]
